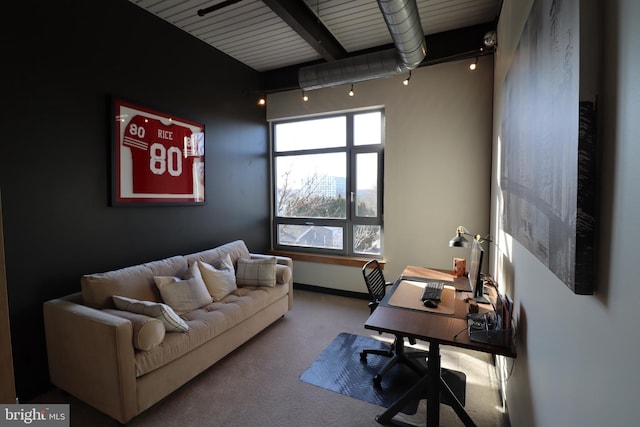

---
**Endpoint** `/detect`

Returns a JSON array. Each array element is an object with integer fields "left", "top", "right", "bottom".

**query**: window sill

[{"left": 269, "top": 250, "right": 386, "bottom": 269}]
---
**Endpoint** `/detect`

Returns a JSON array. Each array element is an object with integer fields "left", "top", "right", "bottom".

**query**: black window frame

[{"left": 271, "top": 109, "right": 384, "bottom": 257}]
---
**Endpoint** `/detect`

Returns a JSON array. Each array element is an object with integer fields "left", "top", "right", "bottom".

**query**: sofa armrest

[
  {"left": 250, "top": 253, "right": 293, "bottom": 309},
  {"left": 250, "top": 253, "right": 292, "bottom": 268},
  {"left": 43, "top": 294, "right": 138, "bottom": 424}
]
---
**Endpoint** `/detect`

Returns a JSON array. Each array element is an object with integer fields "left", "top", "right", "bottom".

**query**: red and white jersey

[{"left": 123, "top": 115, "right": 203, "bottom": 195}]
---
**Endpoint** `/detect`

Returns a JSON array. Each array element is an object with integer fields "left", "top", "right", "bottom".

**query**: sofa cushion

[
  {"left": 113, "top": 295, "right": 189, "bottom": 332},
  {"left": 183, "top": 240, "right": 251, "bottom": 268},
  {"left": 236, "top": 257, "right": 277, "bottom": 287},
  {"left": 103, "top": 309, "right": 166, "bottom": 351},
  {"left": 134, "top": 282, "right": 289, "bottom": 376},
  {"left": 82, "top": 264, "right": 157, "bottom": 309},
  {"left": 154, "top": 263, "right": 212, "bottom": 314},
  {"left": 196, "top": 256, "right": 237, "bottom": 301},
  {"left": 81, "top": 256, "right": 187, "bottom": 309},
  {"left": 145, "top": 255, "right": 188, "bottom": 278}
]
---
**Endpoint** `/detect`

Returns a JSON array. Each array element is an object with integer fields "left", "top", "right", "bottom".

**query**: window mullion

[{"left": 346, "top": 113, "right": 355, "bottom": 255}]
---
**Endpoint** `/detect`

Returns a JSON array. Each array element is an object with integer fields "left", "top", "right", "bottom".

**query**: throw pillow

[
  {"left": 236, "top": 257, "right": 277, "bottom": 287},
  {"left": 275, "top": 264, "right": 291, "bottom": 285},
  {"left": 113, "top": 295, "right": 189, "bottom": 332},
  {"left": 154, "top": 262, "right": 213, "bottom": 313},
  {"left": 196, "top": 258, "right": 237, "bottom": 301},
  {"left": 213, "top": 253, "right": 235, "bottom": 273},
  {"left": 103, "top": 309, "right": 166, "bottom": 351}
]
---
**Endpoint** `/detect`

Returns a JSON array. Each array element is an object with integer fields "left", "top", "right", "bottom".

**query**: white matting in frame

[{"left": 113, "top": 98, "right": 205, "bottom": 205}]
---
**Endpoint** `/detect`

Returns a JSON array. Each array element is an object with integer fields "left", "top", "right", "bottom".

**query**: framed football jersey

[{"left": 112, "top": 98, "right": 205, "bottom": 205}]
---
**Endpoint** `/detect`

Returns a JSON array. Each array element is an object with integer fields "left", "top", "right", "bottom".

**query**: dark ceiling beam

[
  {"left": 420, "top": 21, "right": 496, "bottom": 65},
  {"left": 261, "top": 0, "right": 347, "bottom": 61},
  {"left": 259, "top": 21, "right": 497, "bottom": 93},
  {"left": 197, "top": 0, "right": 244, "bottom": 16}
]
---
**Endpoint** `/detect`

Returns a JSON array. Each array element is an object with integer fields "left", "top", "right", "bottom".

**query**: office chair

[{"left": 360, "top": 259, "right": 428, "bottom": 386}]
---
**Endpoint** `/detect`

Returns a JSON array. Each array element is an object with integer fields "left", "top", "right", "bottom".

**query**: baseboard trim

[
  {"left": 494, "top": 354, "right": 512, "bottom": 427},
  {"left": 293, "top": 283, "right": 369, "bottom": 300}
]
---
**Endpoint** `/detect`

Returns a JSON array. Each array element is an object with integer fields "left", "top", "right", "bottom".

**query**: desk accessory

[
  {"left": 467, "top": 298, "right": 479, "bottom": 313},
  {"left": 467, "top": 306, "right": 512, "bottom": 347},
  {"left": 420, "top": 280, "right": 444, "bottom": 301},
  {"left": 452, "top": 257, "right": 466, "bottom": 277},
  {"left": 388, "top": 280, "right": 456, "bottom": 315},
  {"left": 448, "top": 226, "right": 492, "bottom": 303}
]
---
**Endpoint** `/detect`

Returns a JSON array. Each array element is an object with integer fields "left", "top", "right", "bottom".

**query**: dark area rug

[{"left": 300, "top": 332, "right": 466, "bottom": 415}]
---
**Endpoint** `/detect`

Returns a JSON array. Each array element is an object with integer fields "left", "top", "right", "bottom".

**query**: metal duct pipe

[
  {"left": 299, "top": 0, "right": 426, "bottom": 91},
  {"left": 377, "top": 0, "right": 426, "bottom": 69},
  {"left": 299, "top": 49, "right": 406, "bottom": 91}
]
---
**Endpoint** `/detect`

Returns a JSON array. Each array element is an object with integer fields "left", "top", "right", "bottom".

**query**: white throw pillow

[
  {"left": 154, "top": 262, "right": 212, "bottom": 313},
  {"left": 236, "top": 257, "right": 277, "bottom": 287},
  {"left": 113, "top": 295, "right": 189, "bottom": 332},
  {"left": 197, "top": 256, "right": 237, "bottom": 301}
]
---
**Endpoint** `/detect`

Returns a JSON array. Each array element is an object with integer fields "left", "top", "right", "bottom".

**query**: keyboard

[{"left": 420, "top": 281, "right": 445, "bottom": 301}]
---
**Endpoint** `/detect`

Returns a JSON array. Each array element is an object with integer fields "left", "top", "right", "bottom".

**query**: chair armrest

[
  {"left": 368, "top": 301, "right": 379, "bottom": 314},
  {"left": 43, "top": 295, "right": 138, "bottom": 424}
]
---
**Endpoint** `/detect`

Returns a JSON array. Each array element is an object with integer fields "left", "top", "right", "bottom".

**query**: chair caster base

[{"left": 373, "top": 374, "right": 382, "bottom": 387}]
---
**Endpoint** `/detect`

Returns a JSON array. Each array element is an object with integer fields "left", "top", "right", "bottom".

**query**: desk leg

[
  {"left": 375, "top": 342, "right": 477, "bottom": 427},
  {"left": 374, "top": 373, "right": 430, "bottom": 425},
  {"left": 440, "top": 377, "right": 477, "bottom": 427},
  {"left": 426, "top": 342, "right": 440, "bottom": 426},
  {"left": 375, "top": 342, "right": 443, "bottom": 426},
  {"left": 430, "top": 342, "right": 477, "bottom": 427}
]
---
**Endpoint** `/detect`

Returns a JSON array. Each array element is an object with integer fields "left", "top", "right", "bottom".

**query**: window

[{"left": 272, "top": 110, "right": 384, "bottom": 256}]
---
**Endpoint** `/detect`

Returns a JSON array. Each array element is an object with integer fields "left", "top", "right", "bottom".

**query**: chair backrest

[{"left": 362, "top": 260, "right": 387, "bottom": 308}]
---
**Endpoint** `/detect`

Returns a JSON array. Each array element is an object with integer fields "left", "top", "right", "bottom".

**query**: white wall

[
  {"left": 267, "top": 58, "right": 494, "bottom": 292},
  {"left": 493, "top": 1, "right": 640, "bottom": 426}
]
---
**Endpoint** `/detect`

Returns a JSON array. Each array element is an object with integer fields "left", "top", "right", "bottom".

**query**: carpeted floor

[
  {"left": 299, "top": 332, "right": 467, "bottom": 416},
  {"left": 31, "top": 289, "right": 507, "bottom": 426}
]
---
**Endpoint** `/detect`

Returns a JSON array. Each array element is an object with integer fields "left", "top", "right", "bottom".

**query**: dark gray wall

[{"left": 1, "top": 0, "right": 269, "bottom": 400}]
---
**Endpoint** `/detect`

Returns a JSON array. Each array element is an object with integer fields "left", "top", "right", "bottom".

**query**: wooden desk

[{"left": 364, "top": 266, "right": 516, "bottom": 427}]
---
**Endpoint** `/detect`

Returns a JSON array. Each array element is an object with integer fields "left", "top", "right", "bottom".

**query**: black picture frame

[{"left": 111, "top": 98, "right": 205, "bottom": 206}]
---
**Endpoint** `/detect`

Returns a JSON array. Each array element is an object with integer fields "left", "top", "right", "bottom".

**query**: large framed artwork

[
  {"left": 500, "top": 0, "right": 598, "bottom": 294},
  {"left": 112, "top": 99, "right": 205, "bottom": 206}
]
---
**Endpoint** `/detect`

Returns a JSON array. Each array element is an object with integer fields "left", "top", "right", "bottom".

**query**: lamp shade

[{"left": 449, "top": 232, "right": 470, "bottom": 248}]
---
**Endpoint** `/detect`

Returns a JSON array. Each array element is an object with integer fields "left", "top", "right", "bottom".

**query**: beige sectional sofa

[{"left": 43, "top": 240, "right": 292, "bottom": 424}]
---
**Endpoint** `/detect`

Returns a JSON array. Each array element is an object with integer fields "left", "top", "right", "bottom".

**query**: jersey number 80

[{"left": 150, "top": 143, "right": 182, "bottom": 177}]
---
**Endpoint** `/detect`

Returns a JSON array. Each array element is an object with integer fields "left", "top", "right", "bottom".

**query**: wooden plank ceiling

[{"left": 129, "top": 0, "right": 501, "bottom": 90}]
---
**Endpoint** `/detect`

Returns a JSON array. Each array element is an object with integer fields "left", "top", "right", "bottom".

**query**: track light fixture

[
  {"left": 302, "top": 91, "right": 309, "bottom": 102},
  {"left": 348, "top": 84, "right": 354, "bottom": 97},
  {"left": 257, "top": 95, "right": 266, "bottom": 106},
  {"left": 469, "top": 58, "right": 478, "bottom": 71},
  {"left": 403, "top": 70, "right": 412, "bottom": 86}
]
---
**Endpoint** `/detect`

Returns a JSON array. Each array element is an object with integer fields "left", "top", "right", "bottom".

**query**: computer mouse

[{"left": 423, "top": 299, "right": 438, "bottom": 308}]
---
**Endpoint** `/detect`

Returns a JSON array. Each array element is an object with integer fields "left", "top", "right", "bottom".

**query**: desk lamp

[
  {"left": 449, "top": 226, "right": 494, "bottom": 304},
  {"left": 449, "top": 226, "right": 492, "bottom": 247}
]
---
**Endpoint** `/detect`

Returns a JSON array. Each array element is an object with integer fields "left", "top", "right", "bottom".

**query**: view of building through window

[{"left": 272, "top": 110, "right": 383, "bottom": 256}]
